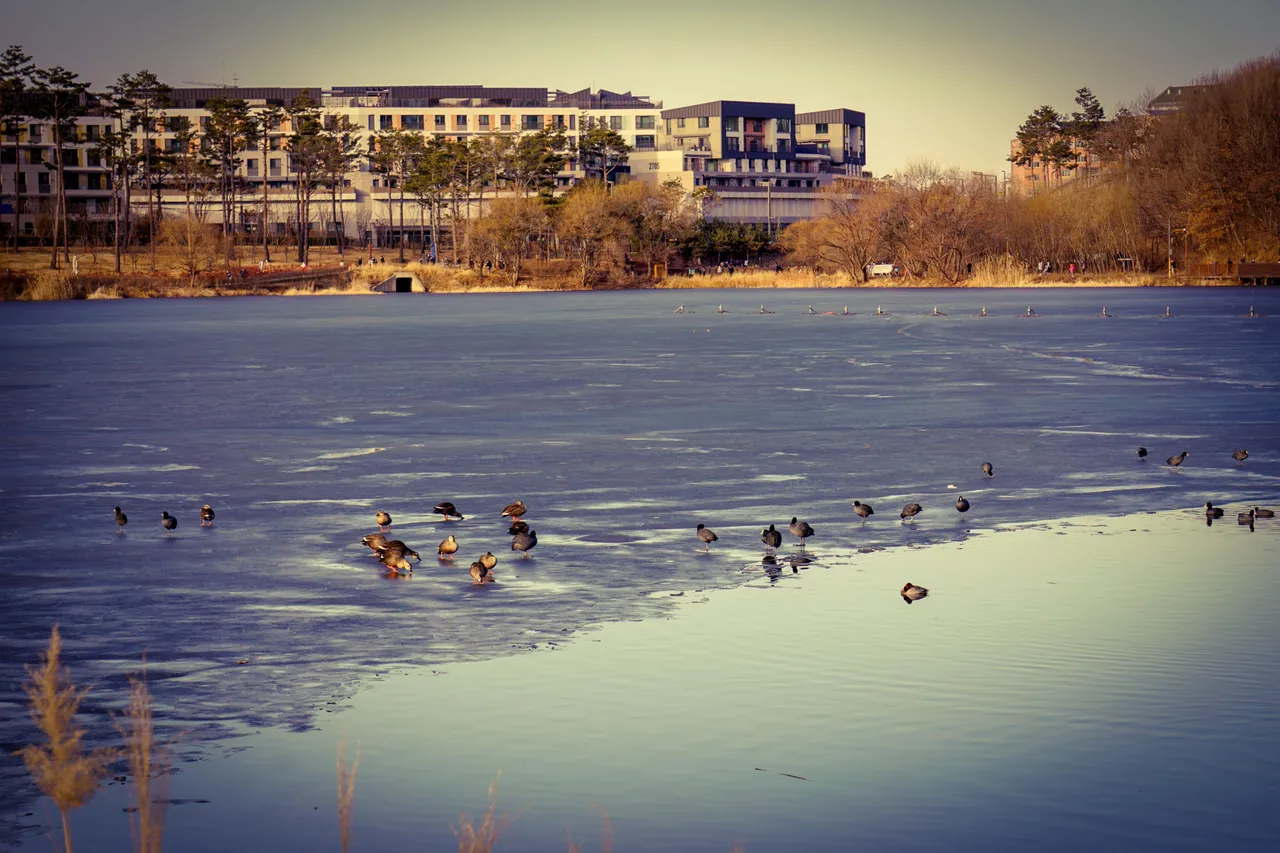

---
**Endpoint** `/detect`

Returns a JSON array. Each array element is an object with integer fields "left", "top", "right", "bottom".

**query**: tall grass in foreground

[
  {"left": 116, "top": 673, "right": 171, "bottom": 853},
  {"left": 455, "top": 772, "right": 516, "bottom": 853},
  {"left": 17, "top": 626, "right": 117, "bottom": 853},
  {"left": 336, "top": 738, "right": 360, "bottom": 853}
]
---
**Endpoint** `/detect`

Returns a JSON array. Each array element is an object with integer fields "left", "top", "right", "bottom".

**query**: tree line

[
  {"left": 786, "top": 52, "right": 1280, "bottom": 281},
  {"left": 0, "top": 47, "right": 640, "bottom": 275}
]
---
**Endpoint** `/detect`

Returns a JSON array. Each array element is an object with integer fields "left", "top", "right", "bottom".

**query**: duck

[
  {"left": 981, "top": 462, "right": 994, "bottom": 478},
  {"left": 1232, "top": 450, "right": 1249, "bottom": 464},
  {"left": 1166, "top": 451, "right": 1189, "bottom": 468},
  {"left": 375, "top": 511, "right": 392, "bottom": 531},
  {"left": 789, "top": 517, "right": 814, "bottom": 544},
  {"left": 438, "top": 534, "right": 458, "bottom": 561},
  {"left": 1238, "top": 509, "right": 1256, "bottom": 524},
  {"left": 1204, "top": 502, "right": 1224, "bottom": 519},
  {"left": 696, "top": 523, "right": 718, "bottom": 551},
  {"left": 114, "top": 506, "right": 128, "bottom": 532},
  {"left": 361, "top": 532, "right": 388, "bottom": 553},
  {"left": 161, "top": 511, "right": 177, "bottom": 534},
  {"left": 433, "top": 501, "right": 464, "bottom": 521},
  {"left": 761, "top": 524, "right": 782, "bottom": 550},
  {"left": 375, "top": 540, "right": 421, "bottom": 562},
  {"left": 468, "top": 560, "right": 491, "bottom": 585},
  {"left": 512, "top": 529, "right": 537, "bottom": 558},
  {"left": 507, "top": 520, "right": 530, "bottom": 536},
  {"left": 955, "top": 495, "right": 970, "bottom": 514},
  {"left": 479, "top": 551, "right": 497, "bottom": 571},
  {"left": 200, "top": 504, "right": 215, "bottom": 527},
  {"left": 900, "top": 503, "right": 923, "bottom": 522},
  {"left": 1138, "top": 447, "right": 1148, "bottom": 460},
  {"left": 901, "top": 582, "right": 929, "bottom": 602},
  {"left": 381, "top": 550, "right": 414, "bottom": 575},
  {"left": 1253, "top": 507, "right": 1275, "bottom": 519},
  {"left": 852, "top": 500, "right": 874, "bottom": 522},
  {"left": 500, "top": 500, "right": 527, "bottom": 521}
]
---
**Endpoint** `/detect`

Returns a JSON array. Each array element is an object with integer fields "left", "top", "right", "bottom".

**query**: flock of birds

[
  {"left": 360, "top": 500, "right": 536, "bottom": 584},
  {"left": 109, "top": 448, "right": 1271, "bottom": 599}
]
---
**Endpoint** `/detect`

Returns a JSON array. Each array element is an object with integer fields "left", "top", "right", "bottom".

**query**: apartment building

[
  {"left": 629, "top": 100, "right": 867, "bottom": 226},
  {"left": 2, "top": 85, "right": 865, "bottom": 243}
]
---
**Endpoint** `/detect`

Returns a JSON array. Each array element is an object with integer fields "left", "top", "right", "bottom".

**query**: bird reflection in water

[{"left": 761, "top": 555, "right": 783, "bottom": 582}]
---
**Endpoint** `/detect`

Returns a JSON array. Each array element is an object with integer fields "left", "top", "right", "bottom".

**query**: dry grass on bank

[{"left": 659, "top": 269, "right": 852, "bottom": 289}]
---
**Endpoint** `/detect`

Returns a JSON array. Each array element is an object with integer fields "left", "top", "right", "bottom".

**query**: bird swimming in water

[
  {"left": 200, "top": 504, "right": 215, "bottom": 527},
  {"left": 1167, "top": 451, "right": 1189, "bottom": 468},
  {"left": 900, "top": 503, "right": 923, "bottom": 522},
  {"left": 955, "top": 495, "right": 971, "bottom": 514},
  {"left": 1138, "top": 447, "right": 1148, "bottom": 460},
  {"left": 1025, "top": 306, "right": 1038, "bottom": 317},
  {"left": 901, "top": 582, "right": 929, "bottom": 602},
  {"left": 1232, "top": 450, "right": 1249, "bottom": 464},
  {"left": 161, "top": 511, "right": 177, "bottom": 534},
  {"left": 362, "top": 532, "right": 388, "bottom": 553},
  {"left": 761, "top": 524, "right": 782, "bottom": 550},
  {"left": 697, "top": 523, "right": 718, "bottom": 551},
  {"left": 501, "top": 500, "right": 527, "bottom": 521},
  {"left": 717, "top": 304, "right": 726, "bottom": 314},
  {"left": 375, "top": 511, "right": 392, "bottom": 531},
  {"left": 1238, "top": 509, "right": 1256, "bottom": 525},
  {"left": 511, "top": 529, "right": 537, "bottom": 558},
  {"left": 468, "top": 560, "right": 491, "bottom": 585},
  {"left": 1204, "top": 502, "right": 1224, "bottom": 519},
  {"left": 978, "top": 306, "right": 988, "bottom": 317},
  {"left": 981, "top": 462, "right": 994, "bottom": 478},
  {"left": 875, "top": 306, "right": 887, "bottom": 316},
  {"left": 1253, "top": 507, "right": 1275, "bottom": 519},
  {"left": 438, "top": 534, "right": 458, "bottom": 561},
  {"left": 433, "top": 501, "right": 464, "bottom": 521},
  {"left": 507, "top": 519, "right": 530, "bottom": 536},
  {"left": 789, "top": 517, "right": 814, "bottom": 544},
  {"left": 114, "top": 506, "right": 128, "bottom": 533},
  {"left": 931, "top": 306, "right": 946, "bottom": 316},
  {"left": 479, "top": 551, "right": 497, "bottom": 571}
]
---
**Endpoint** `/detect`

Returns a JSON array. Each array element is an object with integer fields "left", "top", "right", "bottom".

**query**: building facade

[{"left": 2, "top": 84, "right": 865, "bottom": 244}]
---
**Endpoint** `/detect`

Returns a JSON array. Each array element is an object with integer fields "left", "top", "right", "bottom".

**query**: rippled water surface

[{"left": 1, "top": 286, "right": 1279, "bottom": 849}]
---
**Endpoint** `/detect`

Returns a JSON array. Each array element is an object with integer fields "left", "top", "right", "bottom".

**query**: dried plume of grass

[
  {"left": 566, "top": 807, "right": 613, "bottom": 853},
  {"left": 17, "top": 625, "right": 117, "bottom": 853},
  {"left": 20, "top": 270, "right": 80, "bottom": 301},
  {"left": 455, "top": 772, "right": 516, "bottom": 853},
  {"left": 336, "top": 738, "right": 360, "bottom": 853},
  {"left": 968, "top": 254, "right": 1029, "bottom": 288},
  {"left": 115, "top": 672, "right": 171, "bottom": 853}
]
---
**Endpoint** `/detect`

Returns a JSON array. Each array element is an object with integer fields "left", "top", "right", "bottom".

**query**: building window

[
  {"left": 724, "top": 117, "right": 739, "bottom": 132},
  {"left": 814, "top": 122, "right": 828, "bottom": 134},
  {"left": 86, "top": 173, "right": 105, "bottom": 190},
  {"left": 246, "top": 158, "right": 258, "bottom": 175},
  {"left": 635, "top": 134, "right": 655, "bottom": 149},
  {"left": 500, "top": 114, "right": 511, "bottom": 128},
  {"left": 37, "top": 172, "right": 50, "bottom": 193},
  {"left": 85, "top": 125, "right": 100, "bottom": 141},
  {"left": 522, "top": 115, "right": 543, "bottom": 130},
  {"left": 28, "top": 123, "right": 42, "bottom": 142},
  {"left": 269, "top": 158, "right": 281, "bottom": 177},
  {"left": 85, "top": 150, "right": 100, "bottom": 167},
  {"left": 456, "top": 115, "right": 468, "bottom": 130},
  {"left": 402, "top": 115, "right": 424, "bottom": 130},
  {"left": 610, "top": 116, "right": 624, "bottom": 131},
  {"left": 379, "top": 115, "right": 394, "bottom": 130},
  {"left": 367, "top": 116, "right": 375, "bottom": 131},
  {"left": 749, "top": 119, "right": 763, "bottom": 133},
  {"left": 725, "top": 137, "right": 740, "bottom": 152},
  {"left": 776, "top": 138, "right": 789, "bottom": 152},
  {"left": 777, "top": 119, "right": 791, "bottom": 132},
  {"left": 636, "top": 115, "right": 655, "bottom": 129},
  {"left": 697, "top": 116, "right": 709, "bottom": 128},
  {"left": 569, "top": 114, "right": 576, "bottom": 130},
  {"left": 479, "top": 115, "right": 490, "bottom": 129},
  {"left": 677, "top": 117, "right": 686, "bottom": 128}
]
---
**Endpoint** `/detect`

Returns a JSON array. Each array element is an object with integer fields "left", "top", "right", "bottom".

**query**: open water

[{"left": 1, "top": 286, "right": 1278, "bottom": 850}]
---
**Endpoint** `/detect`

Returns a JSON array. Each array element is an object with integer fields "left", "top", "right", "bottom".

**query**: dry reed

[
  {"left": 336, "top": 738, "right": 360, "bottom": 853},
  {"left": 455, "top": 772, "right": 516, "bottom": 853},
  {"left": 115, "top": 672, "right": 171, "bottom": 853},
  {"left": 566, "top": 807, "right": 613, "bottom": 853},
  {"left": 17, "top": 625, "right": 117, "bottom": 853},
  {"left": 18, "top": 270, "right": 79, "bottom": 301}
]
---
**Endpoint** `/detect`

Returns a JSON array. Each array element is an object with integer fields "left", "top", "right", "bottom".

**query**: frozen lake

[{"left": 1, "top": 286, "right": 1278, "bottom": 850}]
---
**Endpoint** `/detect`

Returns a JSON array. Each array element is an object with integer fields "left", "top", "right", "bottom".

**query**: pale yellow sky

[{"left": 13, "top": 0, "right": 1280, "bottom": 175}]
